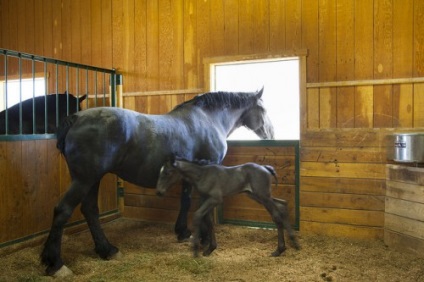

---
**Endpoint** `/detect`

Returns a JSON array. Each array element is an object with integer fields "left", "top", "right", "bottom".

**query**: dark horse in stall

[
  {"left": 0, "top": 92, "right": 87, "bottom": 134},
  {"left": 41, "top": 88, "right": 274, "bottom": 276}
]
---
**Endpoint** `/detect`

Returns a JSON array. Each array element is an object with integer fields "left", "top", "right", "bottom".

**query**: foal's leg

[
  {"left": 192, "top": 198, "right": 219, "bottom": 257},
  {"left": 202, "top": 211, "right": 217, "bottom": 256},
  {"left": 174, "top": 181, "right": 192, "bottom": 242},
  {"left": 40, "top": 180, "right": 91, "bottom": 276},
  {"left": 248, "top": 194, "right": 288, "bottom": 256},
  {"left": 80, "top": 181, "right": 120, "bottom": 260},
  {"left": 273, "top": 197, "right": 300, "bottom": 250}
]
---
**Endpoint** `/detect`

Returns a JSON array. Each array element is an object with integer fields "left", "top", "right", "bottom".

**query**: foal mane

[{"left": 172, "top": 91, "right": 258, "bottom": 112}]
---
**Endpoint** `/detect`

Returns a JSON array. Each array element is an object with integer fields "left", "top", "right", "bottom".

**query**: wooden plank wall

[
  {"left": 0, "top": 139, "right": 117, "bottom": 247},
  {"left": 385, "top": 165, "right": 424, "bottom": 257},
  {"left": 1, "top": 0, "right": 424, "bottom": 240}
]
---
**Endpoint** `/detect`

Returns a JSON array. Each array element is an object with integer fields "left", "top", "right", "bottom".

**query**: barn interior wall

[{"left": 1, "top": 0, "right": 424, "bottom": 240}]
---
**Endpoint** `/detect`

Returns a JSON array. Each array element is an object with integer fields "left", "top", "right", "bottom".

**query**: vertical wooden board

[
  {"left": 6, "top": 0, "right": 18, "bottom": 51},
  {"left": 393, "top": 0, "right": 413, "bottom": 77},
  {"left": 6, "top": 142, "right": 23, "bottom": 240},
  {"left": 134, "top": 0, "right": 148, "bottom": 91},
  {"left": 0, "top": 0, "right": 3, "bottom": 47},
  {"left": 42, "top": 0, "right": 53, "bottom": 57},
  {"left": 336, "top": 87, "right": 354, "bottom": 128},
  {"left": 91, "top": 0, "right": 102, "bottom": 69},
  {"left": 135, "top": 96, "right": 148, "bottom": 113},
  {"left": 374, "top": 0, "right": 393, "bottom": 79},
  {"left": 392, "top": 84, "right": 413, "bottom": 127},
  {"left": 146, "top": 0, "right": 159, "bottom": 91},
  {"left": 285, "top": 0, "right": 301, "bottom": 50},
  {"left": 301, "top": 0, "right": 318, "bottom": 83},
  {"left": 170, "top": 93, "right": 186, "bottom": 109},
  {"left": 79, "top": 1, "right": 93, "bottom": 64},
  {"left": 269, "top": 0, "right": 285, "bottom": 52},
  {"left": 101, "top": 0, "right": 113, "bottom": 69},
  {"left": 183, "top": 0, "right": 197, "bottom": 89},
  {"left": 354, "top": 0, "right": 373, "bottom": 80},
  {"left": 21, "top": 141, "right": 37, "bottom": 235},
  {"left": 354, "top": 85, "right": 373, "bottom": 128},
  {"left": 306, "top": 88, "right": 319, "bottom": 128},
  {"left": 70, "top": 0, "right": 81, "bottom": 63},
  {"left": 415, "top": 0, "right": 424, "bottom": 76},
  {"left": 209, "top": 0, "right": 225, "bottom": 56},
  {"left": 0, "top": 143, "right": 8, "bottom": 242},
  {"left": 33, "top": 0, "right": 44, "bottom": 57},
  {"left": 16, "top": 0, "right": 26, "bottom": 52},
  {"left": 158, "top": 0, "right": 183, "bottom": 90},
  {"left": 318, "top": 0, "right": 337, "bottom": 82},
  {"left": 319, "top": 87, "right": 337, "bottom": 128},
  {"left": 223, "top": 0, "right": 238, "bottom": 55},
  {"left": 196, "top": 0, "right": 210, "bottom": 88},
  {"left": 336, "top": 0, "right": 354, "bottom": 81},
  {"left": 122, "top": 0, "right": 135, "bottom": 92},
  {"left": 61, "top": 0, "right": 72, "bottom": 62},
  {"left": 373, "top": 85, "right": 393, "bottom": 127},
  {"left": 253, "top": 0, "right": 269, "bottom": 53},
  {"left": 24, "top": 0, "right": 35, "bottom": 53},
  {"left": 34, "top": 140, "right": 55, "bottom": 230},
  {"left": 112, "top": 0, "right": 124, "bottom": 79},
  {"left": 238, "top": 0, "right": 254, "bottom": 55},
  {"left": 413, "top": 83, "right": 424, "bottom": 127},
  {"left": 52, "top": 0, "right": 62, "bottom": 58}
]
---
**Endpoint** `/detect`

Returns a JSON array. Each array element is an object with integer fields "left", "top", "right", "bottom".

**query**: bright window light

[
  {"left": 0, "top": 78, "right": 46, "bottom": 111},
  {"left": 212, "top": 58, "right": 300, "bottom": 140}
]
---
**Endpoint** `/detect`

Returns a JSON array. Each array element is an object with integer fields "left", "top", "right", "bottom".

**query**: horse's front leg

[
  {"left": 41, "top": 180, "right": 91, "bottom": 276},
  {"left": 80, "top": 181, "right": 120, "bottom": 260},
  {"left": 174, "top": 180, "right": 192, "bottom": 242}
]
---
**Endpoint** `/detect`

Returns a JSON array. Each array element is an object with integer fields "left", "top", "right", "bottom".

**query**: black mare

[
  {"left": 0, "top": 92, "right": 86, "bottom": 134},
  {"left": 41, "top": 88, "right": 274, "bottom": 276}
]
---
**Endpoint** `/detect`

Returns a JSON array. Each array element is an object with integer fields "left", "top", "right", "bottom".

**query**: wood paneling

[
  {"left": 0, "top": 140, "right": 118, "bottom": 246},
  {"left": 385, "top": 165, "right": 424, "bottom": 257},
  {"left": 1, "top": 0, "right": 423, "bottom": 241}
]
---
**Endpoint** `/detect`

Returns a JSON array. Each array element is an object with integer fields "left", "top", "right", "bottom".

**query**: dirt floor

[{"left": 1, "top": 219, "right": 424, "bottom": 282}]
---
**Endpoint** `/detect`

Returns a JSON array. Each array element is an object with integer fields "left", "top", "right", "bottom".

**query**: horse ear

[
  {"left": 79, "top": 95, "right": 87, "bottom": 102},
  {"left": 256, "top": 86, "right": 264, "bottom": 99}
]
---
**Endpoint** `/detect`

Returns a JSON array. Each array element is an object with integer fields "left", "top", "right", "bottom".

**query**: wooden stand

[{"left": 385, "top": 164, "right": 424, "bottom": 257}]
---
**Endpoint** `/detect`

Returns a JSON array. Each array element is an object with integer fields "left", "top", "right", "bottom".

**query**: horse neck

[{"left": 203, "top": 107, "right": 246, "bottom": 137}]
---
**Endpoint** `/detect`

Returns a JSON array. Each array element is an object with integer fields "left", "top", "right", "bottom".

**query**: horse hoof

[
  {"left": 271, "top": 247, "right": 286, "bottom": 257},
  {"left": 53, "top": 265, "right": 73, "bottom": 278},
  {"left": 109, "top": 251, "right": 123, "bottom": 260}
]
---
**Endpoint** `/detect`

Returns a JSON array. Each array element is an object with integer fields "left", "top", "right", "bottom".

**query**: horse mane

[{"left": 172, "top": 91, "right": 257, "bottom": 112}]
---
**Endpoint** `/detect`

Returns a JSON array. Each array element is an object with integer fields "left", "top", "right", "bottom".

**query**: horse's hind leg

[
  {"left": 273, "top": 198, "right": 300, "bottom": 250},
  {"left": 80, "top": 181, "right": 120, "bottom": 260},
  {"left": 248, "top": 194, "right": 287, "bottom": 256},
  {"left": 41, "top": 180, "right": 91, "bottom": 276}
]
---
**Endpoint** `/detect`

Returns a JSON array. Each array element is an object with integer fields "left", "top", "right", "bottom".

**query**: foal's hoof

[{"left": 53, "top": 265, "right": 73, "bottom": 278}]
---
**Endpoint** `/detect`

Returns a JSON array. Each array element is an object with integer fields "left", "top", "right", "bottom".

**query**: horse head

[{"left": 241, "top": 88, "right": 275, "bottom": 140}]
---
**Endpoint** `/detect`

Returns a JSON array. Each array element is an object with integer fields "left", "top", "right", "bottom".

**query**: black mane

[{"left": 172, "top": 91, "right": 257, "bottom": 111}]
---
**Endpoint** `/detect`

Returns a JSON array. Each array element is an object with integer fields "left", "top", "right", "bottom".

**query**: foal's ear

[{"left": 256, "top": 86, "right": 264, "bottom": 99}]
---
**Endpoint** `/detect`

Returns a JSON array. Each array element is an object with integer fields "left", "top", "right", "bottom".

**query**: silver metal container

[{"left": 387, "top": 133, "right": 424, "bottom": 163}]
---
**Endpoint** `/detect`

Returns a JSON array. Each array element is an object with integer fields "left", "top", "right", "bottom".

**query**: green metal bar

[
  {"left": 4, "top": 53, "right": 9, "bottom": 135},
  {"left": 18, "top": 54, "right": 23, "bottom": 134},
  {"left": 32, "top": 57, "right": 36, "bottom": 134}
]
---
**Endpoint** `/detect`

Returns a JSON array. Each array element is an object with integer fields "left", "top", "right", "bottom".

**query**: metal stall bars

[{"left": 0, "top": 48, "right": 119, "bottom": 140}]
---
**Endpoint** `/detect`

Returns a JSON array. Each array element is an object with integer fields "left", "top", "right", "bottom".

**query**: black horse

[
  {"left": 41, "top": 88, "right": 274, "bottom": 277},
  {"left": 0, "top": 92, "right": 87, "bottom": 134}
]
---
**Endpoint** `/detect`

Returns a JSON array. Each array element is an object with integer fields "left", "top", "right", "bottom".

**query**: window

[
  {"left": 0, "top": 77, "right": 46, "bottom": 111},
  {"left": 211, "top": 58, "right": 300, "bottom": 140}
]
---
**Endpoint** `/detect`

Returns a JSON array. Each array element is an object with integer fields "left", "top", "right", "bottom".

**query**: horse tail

[
  {"left": 263, "top": 165, "right": 278, "bottom": 188},
  {"left": 56, "top": 114, "right": 78, "bottom": 153}
]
